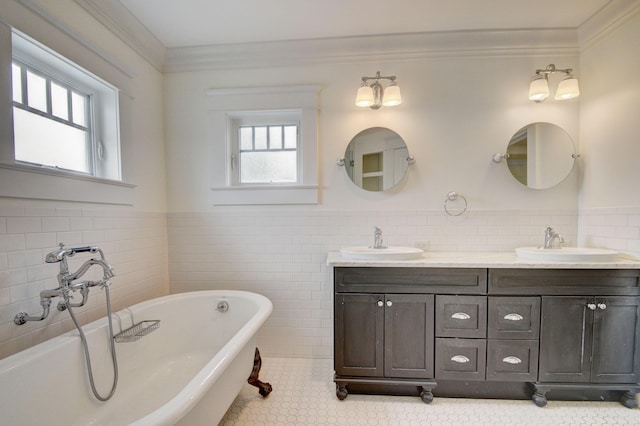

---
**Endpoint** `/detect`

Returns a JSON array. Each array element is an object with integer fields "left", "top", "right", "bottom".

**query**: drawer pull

[
  {"left": 451, "top": 312, "right": 471, "bottom": 320},
  {"left": 504, "top": 313, "right": 524, "bottom": 321},
  {"left": 451, "top": 355, "right": 470, "bottom": 364},
  {"left": 502, "top": 356, "right": 522, "bottom": 365}
]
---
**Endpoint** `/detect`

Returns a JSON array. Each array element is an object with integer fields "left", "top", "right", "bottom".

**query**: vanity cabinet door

[
  {"left": 591, "top": 296, "right": 640, "bottom": 383},
  {"left": 540, "top": 296, "right": 640, "bottom": 384},
  {"left": 335, "top": 293, "right": 384, "bottom": 377},
  {"left": 384, "top": 294, "right": 435, "bottom": 378},
  {"left": 539, "top": 297, "right": 592, "bottom": 382}
]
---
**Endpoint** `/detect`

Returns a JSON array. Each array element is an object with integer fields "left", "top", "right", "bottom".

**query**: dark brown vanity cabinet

[{"left": 334, "top": 266, "right": 640, "bottom": 407}]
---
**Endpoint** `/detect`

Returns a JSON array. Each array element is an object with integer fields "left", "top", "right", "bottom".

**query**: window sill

[
  {"left": 0, "top": 163, "right": 135, "bottom": 204},
  {"left": 210, "top": 185, "right": 318, "bottom": 205}
]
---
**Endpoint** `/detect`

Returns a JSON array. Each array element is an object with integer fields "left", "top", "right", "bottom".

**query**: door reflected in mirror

[
  {"left": 506, "top": 122, "right": 576, "bottom": 189},
  {"left": 344, "top": 127, "right": 409, "bottom": 191}
]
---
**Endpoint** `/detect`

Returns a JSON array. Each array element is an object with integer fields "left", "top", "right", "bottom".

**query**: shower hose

[{"left": 65, "top": 285, "right": 118, "bottom": 401}]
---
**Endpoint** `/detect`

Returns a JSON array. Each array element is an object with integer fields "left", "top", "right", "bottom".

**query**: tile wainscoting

[{"left": 0, "top": 206, "right": 169, "bottom": 359}]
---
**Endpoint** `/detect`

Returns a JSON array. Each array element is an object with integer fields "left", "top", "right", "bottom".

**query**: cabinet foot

[
  {"left": 336, "top": 384, "right": 348, "bottom": 400},
  {"left": 247, "top": 348, "right": 272, "bottom": 397},
  {"left": 532, "top": 390, "right": 548, "bottom": 407},
  {"left": 420, "top": 387, "right": 434, "bottom": 404},
  {"left": 620, "top": 391, "right": 638, "bottom": 409}
]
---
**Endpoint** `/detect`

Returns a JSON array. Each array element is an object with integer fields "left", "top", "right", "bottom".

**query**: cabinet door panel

[
  {"left": 539, "top": 297, "right": 591, "bottom": 382},
  {"left": 335, "top": 294, "right": 383, "bottom": 377},
  {"left": 592, "top": 296, "right": 640, "bottom": 383},
  {"left": 384, "top": 294, "right": 435, "bottom": 378},
  {"left": 436, "top": 295, "right": 487, "bottom": 338}
]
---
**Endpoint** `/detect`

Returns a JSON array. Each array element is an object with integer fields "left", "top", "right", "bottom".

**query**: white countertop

[{"left": 326, "top": 250, "right": 640, "bottom": 269}]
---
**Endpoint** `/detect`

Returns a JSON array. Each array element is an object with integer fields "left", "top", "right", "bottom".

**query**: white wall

[
  {"left": 0, "top": 0, "right": 169, "bottom": 358},
  {"left": 577, "top": 7, "right": 640, "bottom": 256},
  {"left": 165, "top": 56, "right": 580, "bottom": 213},
  {"left": 164, "top": 44, "right": 583, "bottom": 357}
]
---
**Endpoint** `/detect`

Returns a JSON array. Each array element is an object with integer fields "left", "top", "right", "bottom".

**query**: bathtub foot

[{"left": 248, "top": 348, "right": 272, "bottom": 397}]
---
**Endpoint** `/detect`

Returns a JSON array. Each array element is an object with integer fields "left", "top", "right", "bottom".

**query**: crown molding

[
  {"left": 165, "top": 28, "right": 579, "bottom": 73},
  {"left": 578, "top": 0, "right": 640, "bottom": 51},
  {"left": 13, "top": 0, "right": 134, "bottom": 78},
  {"left": 74, "top": 0, "right": 165, "bottom": 72}
]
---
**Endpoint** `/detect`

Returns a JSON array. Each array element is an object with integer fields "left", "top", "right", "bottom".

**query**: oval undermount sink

[
  {"left": 515, "top": 247, "right": 619, "bottom": 262},
  {"left": 340, "top": 246, "right": 424, "bottom": 261}
]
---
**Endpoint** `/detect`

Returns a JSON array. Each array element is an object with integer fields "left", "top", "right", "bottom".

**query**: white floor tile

[{"left": 220, "top": 358, "right": 639, "bottom": 425}]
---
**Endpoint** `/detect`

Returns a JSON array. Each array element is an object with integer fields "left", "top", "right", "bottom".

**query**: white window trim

[
  {"left": 0, "top": 22, "right": 135, "bottom": 205},
  {"left": 207, "top": 85, "right": 319, "bottom": 205}
]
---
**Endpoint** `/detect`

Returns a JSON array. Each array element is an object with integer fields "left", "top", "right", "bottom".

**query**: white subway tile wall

[
  {"left": 579, "top": 207, "right": 640, "bottom": 258},
  {"left": 168, "top": 208, "right": 581, "bottom": 359},
  {"left": 0, "top": 207, "right": 169, "bottom": 359},
  {"left": 4, "top": 206, "right": 638, "bottom": 361}
]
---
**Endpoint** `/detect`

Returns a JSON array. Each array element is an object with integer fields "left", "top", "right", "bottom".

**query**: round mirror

[
  {"left": 344, "top": 127, "right": 410, "bottom": 191},
  {"left": 505, "top": 122, "right": 576, "bottom": 189}
]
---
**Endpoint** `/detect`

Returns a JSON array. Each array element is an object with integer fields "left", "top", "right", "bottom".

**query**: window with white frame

[
  {"left": 4, "top": 29, "right": 122, "bottom": 182},
  {"left": 230, "top": 114, "right": 300, "bottom": 185},
  {"left": 208, "top": 86, "right": 319, "bottom": 205},
  {"left": 0, "top": 23, "right": 134, "bottom": 205}
]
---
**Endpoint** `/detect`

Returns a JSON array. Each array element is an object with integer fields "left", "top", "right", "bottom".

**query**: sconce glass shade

[
  {"left": 382, "top": 82, "right": 402, "bottom": 106},
  {"left": 554, "top": 75, "right": 580, "bottom": 100},
  {"left": 529, "top": 75, "right": 549, "bottom": 102},
  {"left": 355, "top": 84, "right": 375, "bottom": 107}
]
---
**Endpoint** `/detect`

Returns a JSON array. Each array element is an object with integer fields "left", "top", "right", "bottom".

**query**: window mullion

[
  {"left": 20, "top": 65, "right": 27, "bottom": 106},
  {"left": 45, "top": 76, "right": 52, "bottom": 115}
]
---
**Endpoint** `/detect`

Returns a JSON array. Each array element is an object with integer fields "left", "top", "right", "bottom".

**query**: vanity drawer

[
  {"left": 435, "top": 338, "right": 486, "bottom": 381},
  {"left": 486, "top": 340, "right": 539, "bottom": 382},
  {"left": 488, "top": 296, "right": 540, "bottom": 339},
  {"left": 436, "top": 295, "right": 487, "bottom": 338},
  {"left": 335, "top": 267, "right": 487, "bottom": 294}
]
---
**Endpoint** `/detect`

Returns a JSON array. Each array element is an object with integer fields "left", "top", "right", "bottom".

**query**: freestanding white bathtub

[{"left": 0, "top": 290, "right": 273, "bottom": 425}]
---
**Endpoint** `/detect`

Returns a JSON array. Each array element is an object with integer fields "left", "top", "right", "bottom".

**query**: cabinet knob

[
  {"left": 587, "top": 303, "right": 597, "bottom": 311},
  {"left": 377, "top": 300, "right": 384, "bottom": 307},
  {"left": 598, "top": 303, "right": 607, "bottom": 310},
  {"left": 386, "top": 300, "right": 393, "bottom": 307}
]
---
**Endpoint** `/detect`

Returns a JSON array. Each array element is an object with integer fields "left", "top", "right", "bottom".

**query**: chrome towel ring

[{"left": 444, "top": 192, "right": 468, "bottom": 216}]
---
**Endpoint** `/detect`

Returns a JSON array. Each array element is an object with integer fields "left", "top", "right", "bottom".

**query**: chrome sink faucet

[
  {"left": 14, "top": 243, "right": 115, "bottom": 325},
  {"left": 544, "top": 227, "right": 565, "bottom": 249},
  {"left": 372, "top": 226, "right": 387, "bottom": 249}
]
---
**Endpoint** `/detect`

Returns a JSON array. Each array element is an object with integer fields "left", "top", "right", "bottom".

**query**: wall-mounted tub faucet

[
  {"left": 544, "top": 227, "right": 565, "bottom": 249},
  {"left": 14, "top": 243, "right": 115, "bottom": 325}
]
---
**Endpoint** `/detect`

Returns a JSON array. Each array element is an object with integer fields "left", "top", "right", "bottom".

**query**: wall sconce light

[
  {"left": 529, "top": 64, "right": 580, "bottom": 102},
  {"left": 355, "top": 71, "right": 402, "bottom": 109}
]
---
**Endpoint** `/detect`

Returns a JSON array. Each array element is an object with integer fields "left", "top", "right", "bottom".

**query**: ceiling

[{"left": 120, "top": 0, "right": 612, "bottom": 48}]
